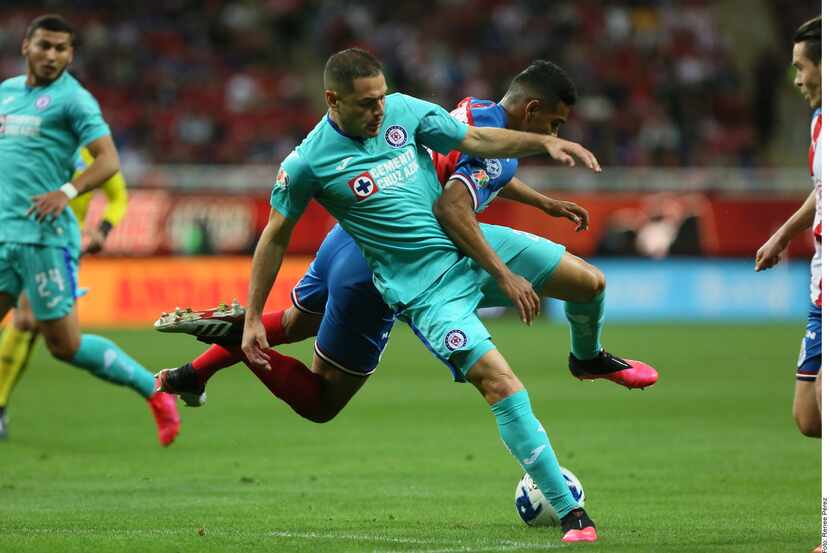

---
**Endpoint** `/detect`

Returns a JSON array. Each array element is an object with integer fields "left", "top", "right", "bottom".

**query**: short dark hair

[
  {"left": 794, "top": 16, "right": 821, "bottom": 65},
  {"left": 26, "top": 14, "right": 75, "bottom": 44},
  {"left": 506, "top": 60, "right": 578, "bottom": 108},
  {"left": 324, "top": 48, "right": 383, "bottom": 93}
]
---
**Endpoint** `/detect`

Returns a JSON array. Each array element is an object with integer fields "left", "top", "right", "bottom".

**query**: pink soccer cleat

[
  {"left": 147, "top": 388, "right": 181, "bottom": 447},
  {"left": 569, "top": 351, "right": 659, "bottom": 390},
  {"left": 560, "top": 508, "right": 598, "bottom": 543},
  {"left": 561, "top": 527, "right": 598, "bottom": 543}
]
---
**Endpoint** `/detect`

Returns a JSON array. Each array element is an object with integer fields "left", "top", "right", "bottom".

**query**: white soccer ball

[{"left": 514, "top": 467, "right": 585, "bottom": 526}]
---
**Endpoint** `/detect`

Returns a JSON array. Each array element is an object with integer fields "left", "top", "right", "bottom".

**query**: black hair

[
  {"left": 324, "top": 48, "right": 383, "bottom": 93},
  {"left": 505, "top": 60, "right": 577, "bottom": 108},
  {"left": 26, "top": 14, "right": 75, "bottom": 44},
  {"left": 794, "top": 16, "right": 821, "bottom": 65}
]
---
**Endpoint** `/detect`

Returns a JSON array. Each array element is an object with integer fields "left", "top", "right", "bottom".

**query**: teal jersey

[
  {"left": 0, "top": 71, "right": 110, "bottom": 249},
  {"left": 271, "top": 93, "right": 469, "bottom": 307}
]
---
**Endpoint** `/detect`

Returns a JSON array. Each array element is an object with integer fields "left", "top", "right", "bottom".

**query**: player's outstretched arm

[
  {"left": 458, "top": 127, "right": 601, "bottom": 172},
  {"left": 243, "top": 209, "right": 298, "bottom": 369},
  {"left": 434, "top": 180, "right": 540, "bottom": 325},
  {"left": 755, "top": 189, "right": 816, "bottom": 271},
  {"left": 499, "top": 177, "right": 589, "bottom": 232},
  {"left": 29, "top": 135, "right": 120, "bottom": 221}
]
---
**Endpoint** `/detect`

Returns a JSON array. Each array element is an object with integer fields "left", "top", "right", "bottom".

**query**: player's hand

[
  {"left": 755, "top": 234, "right": 788, "bottom": 271},
  {"left": 497, "top": 272, "right": 540, "bottom": 325},
  {"left": 28, "top": 190, "right": 70, "bottom": 221},
  {"left": 82, "top": 227, "right": 107, "bottom": 255},
  {"left": 242, "top": 315, "right": 271, "bottom": 370},
  {"left": 546, "top": 199, "right": 589, "bottom": 231},
  {"left": 544, "top": 137, "right": 601, "bottom": 172}
]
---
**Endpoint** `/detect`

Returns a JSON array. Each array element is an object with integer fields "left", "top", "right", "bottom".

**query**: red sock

[
  {"left": 191, "top": 310, "right": 289, "bottom": 383},
  {"left": 244, "top": 349, "right": 324, "bottom": 421}
]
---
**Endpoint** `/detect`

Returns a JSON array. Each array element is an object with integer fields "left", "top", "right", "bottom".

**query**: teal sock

[
  {"left": 491, "top": 389, "right": 577, "bottom": 519},
  {"left": 564, "top": 290, "right": 605, "bottom": 360},
  {"left": 70, "top": 334, "right": 156, "bottom": 398}
]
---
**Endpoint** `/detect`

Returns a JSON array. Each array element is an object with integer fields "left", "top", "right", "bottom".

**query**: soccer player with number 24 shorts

[{"left": 0, "top": 14, "right": 179, "bottom": 445}]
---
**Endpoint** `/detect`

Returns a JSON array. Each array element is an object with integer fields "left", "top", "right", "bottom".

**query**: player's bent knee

[
  {"left": 794, "top": 415, "right": 821, "bottom": 438},
  {"left": 43, "top": 334, "right": 80, "bottom": 362},
  {"left": 793, "top": 407, "right": 821, "bottom": 438}
]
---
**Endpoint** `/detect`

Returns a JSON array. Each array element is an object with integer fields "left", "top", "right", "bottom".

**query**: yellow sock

[{"left": 0, "top": 327, "right": 36, "bottom": 407}]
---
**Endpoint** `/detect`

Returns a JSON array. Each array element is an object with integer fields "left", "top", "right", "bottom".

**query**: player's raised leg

[
  {"left": 465, "top": 348, "right": 597, "bottom": 542},
  {"left": 156, "top": 307, "right": 320, "bottom": 406},
  {"left": 542, "top": 252, "right": 658, "bottom": 389}
]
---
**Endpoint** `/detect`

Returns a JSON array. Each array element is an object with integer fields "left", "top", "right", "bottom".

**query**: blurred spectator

[{"left": 0, "top": 0, "right": 818, "bottom": 166}]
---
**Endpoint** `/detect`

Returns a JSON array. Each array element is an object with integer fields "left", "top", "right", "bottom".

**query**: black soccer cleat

[
  {"left": 155, "top": 363, "right": 207, "bottom": 407},
  {"left": 560, "top": 508, "right": 597, "bottom": 542},
  {"left": 569, "top": 350, "right": 659, "bottom": 389}
]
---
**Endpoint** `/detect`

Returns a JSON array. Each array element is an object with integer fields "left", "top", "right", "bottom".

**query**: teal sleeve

[
  {"left": 269, "top": 150, "right": 317, "bottom": 220},
  {"left": 401, "top": 94, "right": 469, "bottom": 155},
  {"left": 67, "top": 89, "right": 110, "bottom": 147}
]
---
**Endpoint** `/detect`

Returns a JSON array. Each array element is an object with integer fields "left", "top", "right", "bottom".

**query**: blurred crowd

[{"left": 0, "top": 0, "right": 820, "bottom": 168}]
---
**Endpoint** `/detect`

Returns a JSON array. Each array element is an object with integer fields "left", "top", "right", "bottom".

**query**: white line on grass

[{"left": 269, "top": 531, "right": 564, "bottom": 552}]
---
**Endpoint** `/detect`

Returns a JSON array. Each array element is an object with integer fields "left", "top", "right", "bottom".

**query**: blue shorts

[
  {"left": 0, "top": 242, "right": 78, "bottom": 321},
  {"left": 796, "top": 303, "right": 822, "bottom": 381},
  {"left": 292, "top": 225, "right": 394, "bottom": 376}
]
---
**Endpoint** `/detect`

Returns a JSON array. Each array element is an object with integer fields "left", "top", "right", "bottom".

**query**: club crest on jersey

[
  {"left": 444, "top": 329, "right": 467, "bottom": 351},
  {"left": 348, "top": 171, "right": 378, "bottom": 201},
  {"left": 485, "top": 159, "right": 502, "bottom": 178},
  {"left": 275, "top": 167, "right": 289, "bottom": 190},
  {"left": 385, "top": 125, "right": 408, "bottom": 148},
  {"left": 35, "top": 95, "right": 51, "bottom": 110},
  {"left": 471, "top": 169, "right": 490, "bottom": 189}
]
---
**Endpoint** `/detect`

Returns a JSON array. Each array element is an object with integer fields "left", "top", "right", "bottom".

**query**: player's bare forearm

[
  {"left": 755, "top": 190, "right": 816, "bottom": 271},
  {"left": 775, "top": 190, "right": 816, "bottom": 242},
  {"left": 73, "top": 135, "right": 120, "bottom": 194},
  {"left": 500, "top": 177, "right": 589, "bottom": 231},
  {"left": 246, "top": 210, "right": 296, "bottom": 319},
  {"left": 434, "top": 181, "right": 511, "bottom": 281},
  {"left": 434, "top": 180, "right": 540, "bottom": 324},
  {"left": 458, "top": 127, "right": 601, "bottom": 172}
]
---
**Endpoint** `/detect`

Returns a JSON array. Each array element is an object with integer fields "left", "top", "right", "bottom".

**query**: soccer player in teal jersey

[
  {"left": 243, "top": 48, "right": 607, "bottom": 543},
  {"left": 0, "top": 14, "right": 180, "bottom": 445}
]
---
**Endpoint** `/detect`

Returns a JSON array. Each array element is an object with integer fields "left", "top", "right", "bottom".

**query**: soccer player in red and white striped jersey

[{"left": 756, "top": 15, "right": 822, "bottom": 438}]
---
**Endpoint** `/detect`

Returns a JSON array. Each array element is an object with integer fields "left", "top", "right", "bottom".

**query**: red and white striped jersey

[{"left": 809, "top": 108, "right": 822, "bottom": 307}]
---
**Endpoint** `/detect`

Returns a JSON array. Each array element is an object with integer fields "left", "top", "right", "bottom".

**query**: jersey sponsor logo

[
  {"left": 484, "top": 158, "right": 502, "bottom": 178},
  {"left": 384, "top": 125, "right": 408, "bottom": 148},
  {"left": 348, "top": 171, "right": 379, "bottom": 201},
  {"left": 471, "top": 169, "right": 489, "bottom": 189},
  {"left": 0, "top": 114, "right": 42, "bottom": 137},
  {"left": 274, "top": 167, "right": 289, "bottom": 190},
  {"left": 35, "top": 95, "right": 51, "bottom": 110},
  {"left": 444, "top": 329, "right": 467, "bottom": 351}
]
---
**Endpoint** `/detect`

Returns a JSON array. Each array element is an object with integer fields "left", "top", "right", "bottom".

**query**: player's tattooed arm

[
  {"left": 755, "top": 189, "right": 816, "bottom": 271},
  {"left": 500, "top": 177, "right": 589, "bottom": 232},
  {"left": 28, "top": 135, "right": 120, "bottom": 221},
  {"left": 243, "top": 209, "right": 298, "bottom": 369},
  {"left": 458, "top": 127, "right": 601, "bottom": 172},
  {"left": 434, "top": 180, "right": 540, "bottom": 325}
]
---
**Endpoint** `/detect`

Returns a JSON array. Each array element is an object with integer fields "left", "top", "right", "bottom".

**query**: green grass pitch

[{"left": 0, "top": 320, "right": 819, "bottom": 552}]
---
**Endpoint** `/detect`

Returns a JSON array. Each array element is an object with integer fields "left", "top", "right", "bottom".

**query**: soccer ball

[{"left": 514, "top": 467, "right": 585, "bottom": 526}]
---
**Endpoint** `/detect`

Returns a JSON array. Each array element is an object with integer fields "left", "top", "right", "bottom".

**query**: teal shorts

[
  {"left": 0, "top": 243, "right": 79, "bottom": 321},
  {"left": 398, "top": 224, "right": 565, "bottom": 382}
]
